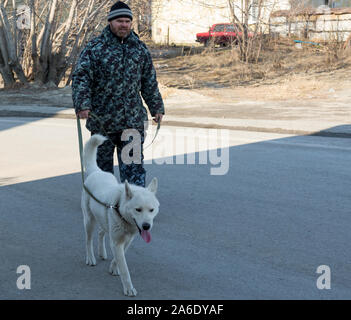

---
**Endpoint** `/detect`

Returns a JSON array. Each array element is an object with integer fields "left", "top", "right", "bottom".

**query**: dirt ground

[{"left": 0, "top": 40, "right": 350, "bottom": 118}]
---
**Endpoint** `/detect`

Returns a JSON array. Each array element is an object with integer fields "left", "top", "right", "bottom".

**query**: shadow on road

[
  {"left": 309, "top": 125, "right": 351, "bottom": 139},
  {"left": 0, "top": 126, "right": 351, "bottom": 299}
]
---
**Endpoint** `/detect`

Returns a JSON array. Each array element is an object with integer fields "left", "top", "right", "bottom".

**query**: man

[{"left": 72, "top": 1, "right": 164, "bottom": 187}]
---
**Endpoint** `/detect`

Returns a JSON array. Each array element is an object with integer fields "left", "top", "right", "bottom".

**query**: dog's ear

[
  {"left": 147, "top": 177, "right": 158, "bottom": 194},
  {"left": 125, "top": 180, "right": 133, "bottom": 200}
]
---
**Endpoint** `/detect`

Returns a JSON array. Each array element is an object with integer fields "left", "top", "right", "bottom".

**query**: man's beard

[{"left": 112, "top": 26, "right": 130, "bottom": 38}]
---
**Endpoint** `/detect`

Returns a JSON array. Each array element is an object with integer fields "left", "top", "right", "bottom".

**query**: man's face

[{"left": 109, "top": 17, "right": 132, "bottom": 38}]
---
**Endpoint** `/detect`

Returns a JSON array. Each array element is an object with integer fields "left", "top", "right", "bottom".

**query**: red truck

[{"left": 196, "top": 23, "right": 253, "bottom": 47}]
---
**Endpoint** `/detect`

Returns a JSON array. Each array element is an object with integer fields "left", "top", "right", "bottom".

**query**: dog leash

[
  {"left": 76, "top": 116, "right": 145, "bottom": 230},
  {"left": 87, "top": 111, "right": 161, "bottom": 150},
  {"left": 144, "top": 118, "right": 161, "bottom": 150},
  {"left": 76, "top": 113, "right": 161, "bottom": 221}
]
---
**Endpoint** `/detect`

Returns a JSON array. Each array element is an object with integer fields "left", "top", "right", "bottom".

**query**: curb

[{"left": 0, "top": 110, "right": 75, "bottom": 119}]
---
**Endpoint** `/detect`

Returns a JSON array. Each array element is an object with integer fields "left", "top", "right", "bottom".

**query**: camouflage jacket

[{"left": 72, "top": 26, "right": 164, "bottom": 133}]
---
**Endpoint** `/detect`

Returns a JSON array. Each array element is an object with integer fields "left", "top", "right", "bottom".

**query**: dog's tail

[{"left": 83, "top": 134, "right": 107, "bottom": 175}]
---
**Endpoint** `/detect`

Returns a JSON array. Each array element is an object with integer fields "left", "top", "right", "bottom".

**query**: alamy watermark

[
  {"left": 120, "top": 124, "right": 230, "bottom": 176},
  {"left": 16, "top": 265, "right": 31, "bottom": 290},
  {"left": 14, "top": 264, "right": 332, "bottom": 292},
  {"left": 316, "top": 265, "right": 331, "bottom": 290}
]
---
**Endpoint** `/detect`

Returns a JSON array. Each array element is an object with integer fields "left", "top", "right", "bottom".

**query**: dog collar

[
  {"left": 111, "top": 204, "right": 127, "bottom": 223},
  {"left": 112, "top": 205, "right": 138, "bottom": 232}
]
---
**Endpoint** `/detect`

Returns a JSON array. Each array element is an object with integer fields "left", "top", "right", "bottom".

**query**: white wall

[
  {"left": 151, "top": 0, "right": 229, "bottom": 45},
  {"left": 151, "top": 0, "right": 290, "bottom": 45},
  {"left": 270, "top": 10, "right": 351, "bottom": 41}
]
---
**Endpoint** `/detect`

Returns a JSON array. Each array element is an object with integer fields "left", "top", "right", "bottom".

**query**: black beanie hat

[{"left": 108, "top": 1, "right": 133, "bottom": 21}]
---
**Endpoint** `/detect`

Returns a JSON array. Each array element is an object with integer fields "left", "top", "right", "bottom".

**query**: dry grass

[
  {"left": 158, "top": 83, "right": 177, "bottom": 99},
  {"left": 155, "top": 38, "right": 351, "bottom": 96}
]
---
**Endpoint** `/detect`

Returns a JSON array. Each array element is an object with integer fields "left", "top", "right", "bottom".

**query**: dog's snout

[{"left": 142, "top": 223, "right": 150, "bottom": 231}]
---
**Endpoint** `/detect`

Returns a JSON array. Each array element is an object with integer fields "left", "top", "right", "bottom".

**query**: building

[
  {"left": 151, "top": 0, "right": 290, "bottom": 45},
  {"left": 271, "top": 0, "right": 351, "bottom": 41},
  {"left": 151, "top": 0, "right": 351, "bottom": 44}
]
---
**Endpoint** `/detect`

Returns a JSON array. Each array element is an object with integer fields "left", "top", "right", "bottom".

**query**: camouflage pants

[{"left": 92, "top": 130, "right": 146, "bottom": 187}]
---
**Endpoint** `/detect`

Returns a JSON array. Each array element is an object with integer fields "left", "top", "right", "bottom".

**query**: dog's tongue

[{"left": 141, "top": 230, "right": 151, "bottom": 243}]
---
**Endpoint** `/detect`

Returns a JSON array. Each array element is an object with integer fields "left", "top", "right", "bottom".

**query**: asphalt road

[{"left": 0, "top": 117, "right": 350, "bottom": 299}]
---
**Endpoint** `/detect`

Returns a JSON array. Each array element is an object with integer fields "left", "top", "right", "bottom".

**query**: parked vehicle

[{"left": 196, "top": 23, "right": 253, "bottom": 47}]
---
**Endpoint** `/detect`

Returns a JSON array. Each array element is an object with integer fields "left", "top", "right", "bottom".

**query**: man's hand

[
  {"left": 78, "top": 109, "right": 91, "bottom": 119},
  {"left": 153, "top": 113, "right": 163, "bottom": 123}
]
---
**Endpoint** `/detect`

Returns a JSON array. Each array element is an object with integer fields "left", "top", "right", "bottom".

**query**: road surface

[{"left": 0, "top": 117, "right": 350, "bottom": 299}]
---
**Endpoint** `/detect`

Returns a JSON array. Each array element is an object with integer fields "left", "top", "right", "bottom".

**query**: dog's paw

[
  {"left": 98, "top": 243, "right": 107, "bottom": 260},
  {"left": 124, "top": 286, "right": 137, "bottom": 297},
  {"left": 86, "top": 255, "right": 96, "bottom": 266},
  {"left": 99, "top": 251, "right": 107, "bottom": 260},
  {"left": 109, "top": 259, "right": 120, "bottom": 276}
]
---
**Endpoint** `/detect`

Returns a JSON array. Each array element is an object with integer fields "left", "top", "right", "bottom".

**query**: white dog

[{"left": 81, "top": 134, "right": 159, "bottom": 297}]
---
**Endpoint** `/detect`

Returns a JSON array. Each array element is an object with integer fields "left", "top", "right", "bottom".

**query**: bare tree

[
  {"left": 287, "top": 0, "right": 314, "bottom": 38},
  {"left": 0, "top": 0, "right": 114, "bottom": 88},
  {"left": 126, "top": 0, "right": 152, "bottom": 38},
  {"left": 0, "top": 0, "right": 28, "bottom": 84},
  {"left": 228, "top": 0, "right": 270, "bottom": 63}
]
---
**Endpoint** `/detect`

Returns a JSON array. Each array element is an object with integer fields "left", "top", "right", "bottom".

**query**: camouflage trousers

[{"left": 92, "top": 130, "right": 146, "bottom": 187}]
